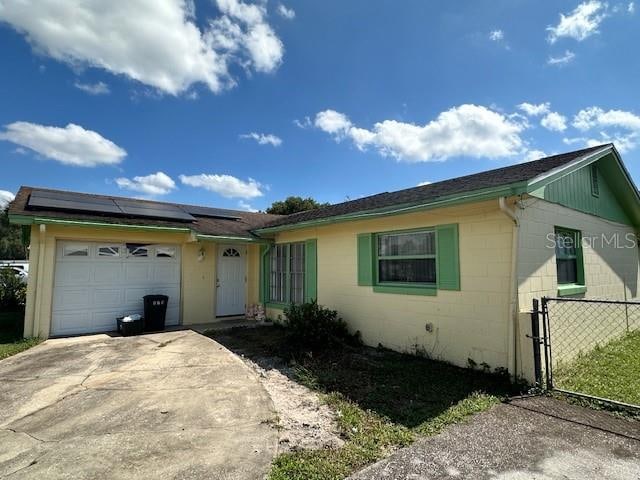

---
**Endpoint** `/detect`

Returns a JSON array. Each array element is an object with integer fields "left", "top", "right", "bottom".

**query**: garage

[{"left": 51, "top": 241, "right": 181, "bottom": 336}]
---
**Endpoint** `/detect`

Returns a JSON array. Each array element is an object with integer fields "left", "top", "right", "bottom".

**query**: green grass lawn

[
  {"left": 554, "top": 330, "right": 640, "bottom": 406},
  {"left": 210, "top": 327, "right": 522, "bottom": 480},
  {"left": 0, "top": 310, "right": 41, "bottom": 360}
]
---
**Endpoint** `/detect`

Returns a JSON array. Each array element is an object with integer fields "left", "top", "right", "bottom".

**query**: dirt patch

[{"left": 211, "top": 328, "right": 344, "bottom": 453}]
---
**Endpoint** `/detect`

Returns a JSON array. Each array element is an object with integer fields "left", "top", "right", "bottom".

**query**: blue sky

[{"left": 1, "top": 0, "right": 639, "bottom": 212}]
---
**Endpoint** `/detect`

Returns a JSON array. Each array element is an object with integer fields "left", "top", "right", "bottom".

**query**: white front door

[{"left": 216, "top": 245, "right": 246, "bottom": 317}]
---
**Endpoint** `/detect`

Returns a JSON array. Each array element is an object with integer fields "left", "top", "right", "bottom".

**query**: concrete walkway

[
  {"left": 350, "top": 396, "right": 640, "bottom": 480},
  {"left": 0, "top": 331, "right": 279, "bottom": 479}
]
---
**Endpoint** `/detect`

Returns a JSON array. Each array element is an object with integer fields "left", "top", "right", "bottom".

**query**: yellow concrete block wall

[
  {"left": 516, "top": 196, "right": 640, "bottom": 367},
  {"left": 517, "top": 196, "right": 640, "bottom": 310},
  {"left": 22, "top": 224, "right": 261, "bottom": 337},
  {"left": 181, "top": 242, "right": 216, "bottom": 325},
  {"left": 267, "top": 200, "right": 515, "bottom": 371}
]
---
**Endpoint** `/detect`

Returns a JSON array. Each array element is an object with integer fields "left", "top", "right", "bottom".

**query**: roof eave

[
  {"left": 525, "top": 144, "right": 615, "bottom": 191},
  {"left": 254, "top": 144, "right": 640, "bottom": 235},
  {"left": 253, "top": 181, "right": 529, "bottom": 235},
  {"left": 10, "top": 214, "right": 276, "bottom": 242},
  {"left": 195, "top": 234, "right": 271, "bottom": 244},
  {"left": 10, "top": 215, "right": 193, "bottom": 234},
  {"left": 526, "top": 144, "right": 640, "bottom": 227}
]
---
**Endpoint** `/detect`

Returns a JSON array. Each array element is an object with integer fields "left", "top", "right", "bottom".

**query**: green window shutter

[
  {"left": 436, "top": 224, "right": 460, "bottom": 291},
  {"left": 259, "top": 244, "right": 270, "bottom": 303},
  {"left": 357, "top": 233, "right": 375, "bottom": 286},
  {"left": 304, "top": 239, "right": 318, "bottom": 302}
]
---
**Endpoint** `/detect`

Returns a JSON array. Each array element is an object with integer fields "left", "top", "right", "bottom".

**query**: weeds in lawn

[
  {"left": 210, "top": 327, "right": 522, "bottom": 480},
  {"left": 0, "top": 337, "right": 41, "bottom": 360}
]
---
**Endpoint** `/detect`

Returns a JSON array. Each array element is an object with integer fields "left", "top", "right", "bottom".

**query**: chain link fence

[{"left": 537, "top": 297, "right": 640, "bottom": 410}]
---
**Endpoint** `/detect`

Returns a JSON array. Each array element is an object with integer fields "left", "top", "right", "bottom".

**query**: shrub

[
  {"left": 0, "top": 268, "right": 26, "bottom": 310},
  {"left": 283, "top": 300, "right": 360, "bottom": 350}
]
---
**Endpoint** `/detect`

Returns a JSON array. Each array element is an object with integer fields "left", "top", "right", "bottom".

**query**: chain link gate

[{"left": 531, "top": 296, "right": 640, "bottom": 412}]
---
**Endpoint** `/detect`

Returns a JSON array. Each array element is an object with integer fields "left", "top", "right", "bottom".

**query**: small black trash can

[
  {"left": 143, "top": 295, "right": 169, "bottom": 332},
  {"left": 117, "top": 316, "right": 144, "bottom": 336}
]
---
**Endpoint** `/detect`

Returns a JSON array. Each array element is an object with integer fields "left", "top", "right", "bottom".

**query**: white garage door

[{"left": 51, "top": 241, "right": 181, "bottom": 336}]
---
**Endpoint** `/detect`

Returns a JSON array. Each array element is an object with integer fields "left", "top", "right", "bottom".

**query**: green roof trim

[
  {"left": 8, "top": 215, "right": 275, "bottom": 241},
  {"left": 254, "top": 145, "right": 640, "bottom": 234},
  {"left": 195, "top": 234, "right": 270, "bottom": 244},
  {"left": 255, "top": 182, "right": 528, "bottom": 234},
  {"left": 9, "top": 215, "right": 193, "bottom": 234}
]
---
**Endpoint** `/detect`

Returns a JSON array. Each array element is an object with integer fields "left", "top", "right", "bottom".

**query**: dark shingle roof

[
  {"left": 9, "top": 186, "right": 281, "bottom": 238},
  {"left": 257, "top": 144, "right": 611, "bottom": 230},
  {"left": 9, "top": 145, "right": 613, "bottom": 236}
]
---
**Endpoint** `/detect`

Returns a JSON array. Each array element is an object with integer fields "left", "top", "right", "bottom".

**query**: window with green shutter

[
  {"left": 260, "top": 240, "right": 318, "bottom": 306},
  {"left": 356, "top": 224, "right": 460, "bottom": 295}
]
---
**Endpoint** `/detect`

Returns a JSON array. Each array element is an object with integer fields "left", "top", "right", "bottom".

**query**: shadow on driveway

[{"left": 349, "top": 396, "right": 640, "bottom": 480}]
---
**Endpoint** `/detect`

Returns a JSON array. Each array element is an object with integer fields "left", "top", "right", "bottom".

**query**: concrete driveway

[
  {"left": 350, "top": 396, "right": 640, "bottom": 480},
  {"left": 0, "top": 330, "right": 279, "bottom": 479}
]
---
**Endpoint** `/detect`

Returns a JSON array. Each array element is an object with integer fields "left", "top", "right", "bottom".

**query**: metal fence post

[
  {"left": 531, "top": 299, "right": 543, "bottom": 387},
  {"left": 541, "top": 297, "right": 553, "bottom": 390}
]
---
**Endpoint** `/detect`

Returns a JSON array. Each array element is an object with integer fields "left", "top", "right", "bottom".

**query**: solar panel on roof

[
  {"left": 27, "top": 189, "right": 196, "bottom": 222},
  {"left": 28, "top": 190, "right": 122, "bottom": 214},
  {"left": 183, "top": 205, "right": 242, "bottom": 220},
  {"left": 113, "top": 199, "right": 195, "bottom": 221}
]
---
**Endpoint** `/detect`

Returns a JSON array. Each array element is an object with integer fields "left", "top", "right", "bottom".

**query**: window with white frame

[
  {"left": 554, "top": 227, "right": 584, "bottom": 285},
  {"left": 63, "top": 244, "right": 89, "bottom": 257},
  {"left": 376, "top": 230, "right": 436, "bottom": 284},
  {"left": 156, "top": 246, "right": 176, "bottom": 258},
  {"left": 269, "top": 243, "right": 306, "bottom": 304},
  {"left": 98, "top": 245, "right": 120, "bottom": 257},
  {"left": 270, "top": 244, "right": 287, "bottom": 303},
  {"left": 290, "top": 243, "right": 305, "bottom": 304},
  {"left": 127, "top": 244, "right": 149, "bottom": 257}
]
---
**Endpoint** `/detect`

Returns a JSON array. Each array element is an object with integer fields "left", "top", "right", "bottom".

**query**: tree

[
  {"left": 266, "top": 196, "right": 330, "bottom": 215},
  {"left": 0, "top": 208, "right": 28, "bottom": 260}
]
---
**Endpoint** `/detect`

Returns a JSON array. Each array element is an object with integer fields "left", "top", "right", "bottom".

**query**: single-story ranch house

[{"left": 9, "top": 144, "right": 640, "bottom": 381}]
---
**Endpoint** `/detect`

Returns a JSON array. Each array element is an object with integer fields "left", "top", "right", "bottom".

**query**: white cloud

[
  {"left": 74, "top": 81, "right": 110, "bottom": 95},
  {"left": 417, "top": 181, "right": 432, "bottom": 187},
  {"left": 584, "top": 133, "right": 637, "bottom": 153},
  {"left": 629, "top": 2, "right": 636, "bottom": 13},
  {"left": 179, "top": 173, "right": 263, "bottom": 199},
  {"left": 0, "top": 190, "right": 15, "bottom": 209},
  {"left": 210, "top": 0, "right": 284, "bottom": 74},
  {"left": 0, "top": 0, "right": 284, "bottom": 96},
  {"left": 489, "top": 30, "right": 504, "bottom": 41},
  {"left": 294, "top": 116, "right": 312, "bottom": 129},
  {"left": 522, "top": 149, "right": 548, "bottom": 163},
  {"left": 314, "top": 110, "right": 353, "bottom": 136},
  {"left": 566, "top": 106, "right": 640, "bottom": 153},
  {"left": 314, "top": 104, "right": 526, "bottom": 162},
  {"left": 573, "top": 107, "right": 640, "bottom": 131},
  {"left": 547, "top": 1, "right": 608, "bottom": 43},
  {"left": 517, "top": 102, "right": 551, "bottom": 116},
  {"left": 0, "top": 121, "right": 126, "bottom": 167},
  {"left": 277, "top": 4, "right": 296, "bottom": 19},
  {"left": 115, "top": 172, "right": 176, "bottom": 196},
  {"left": 240, "top": 132, "right": 282, "bottom": 146},
  {"left": 547, "top": 50, "right": 576, "bottom": 66},
  {"left": 540, "top": 112, "right": 568, "bottom": 132},
  {"left": 562, "top": 132, "right": 639, "bottom": 153},
  {"left": 237, "top": 200, "right": 258, "bottom": 212}
]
